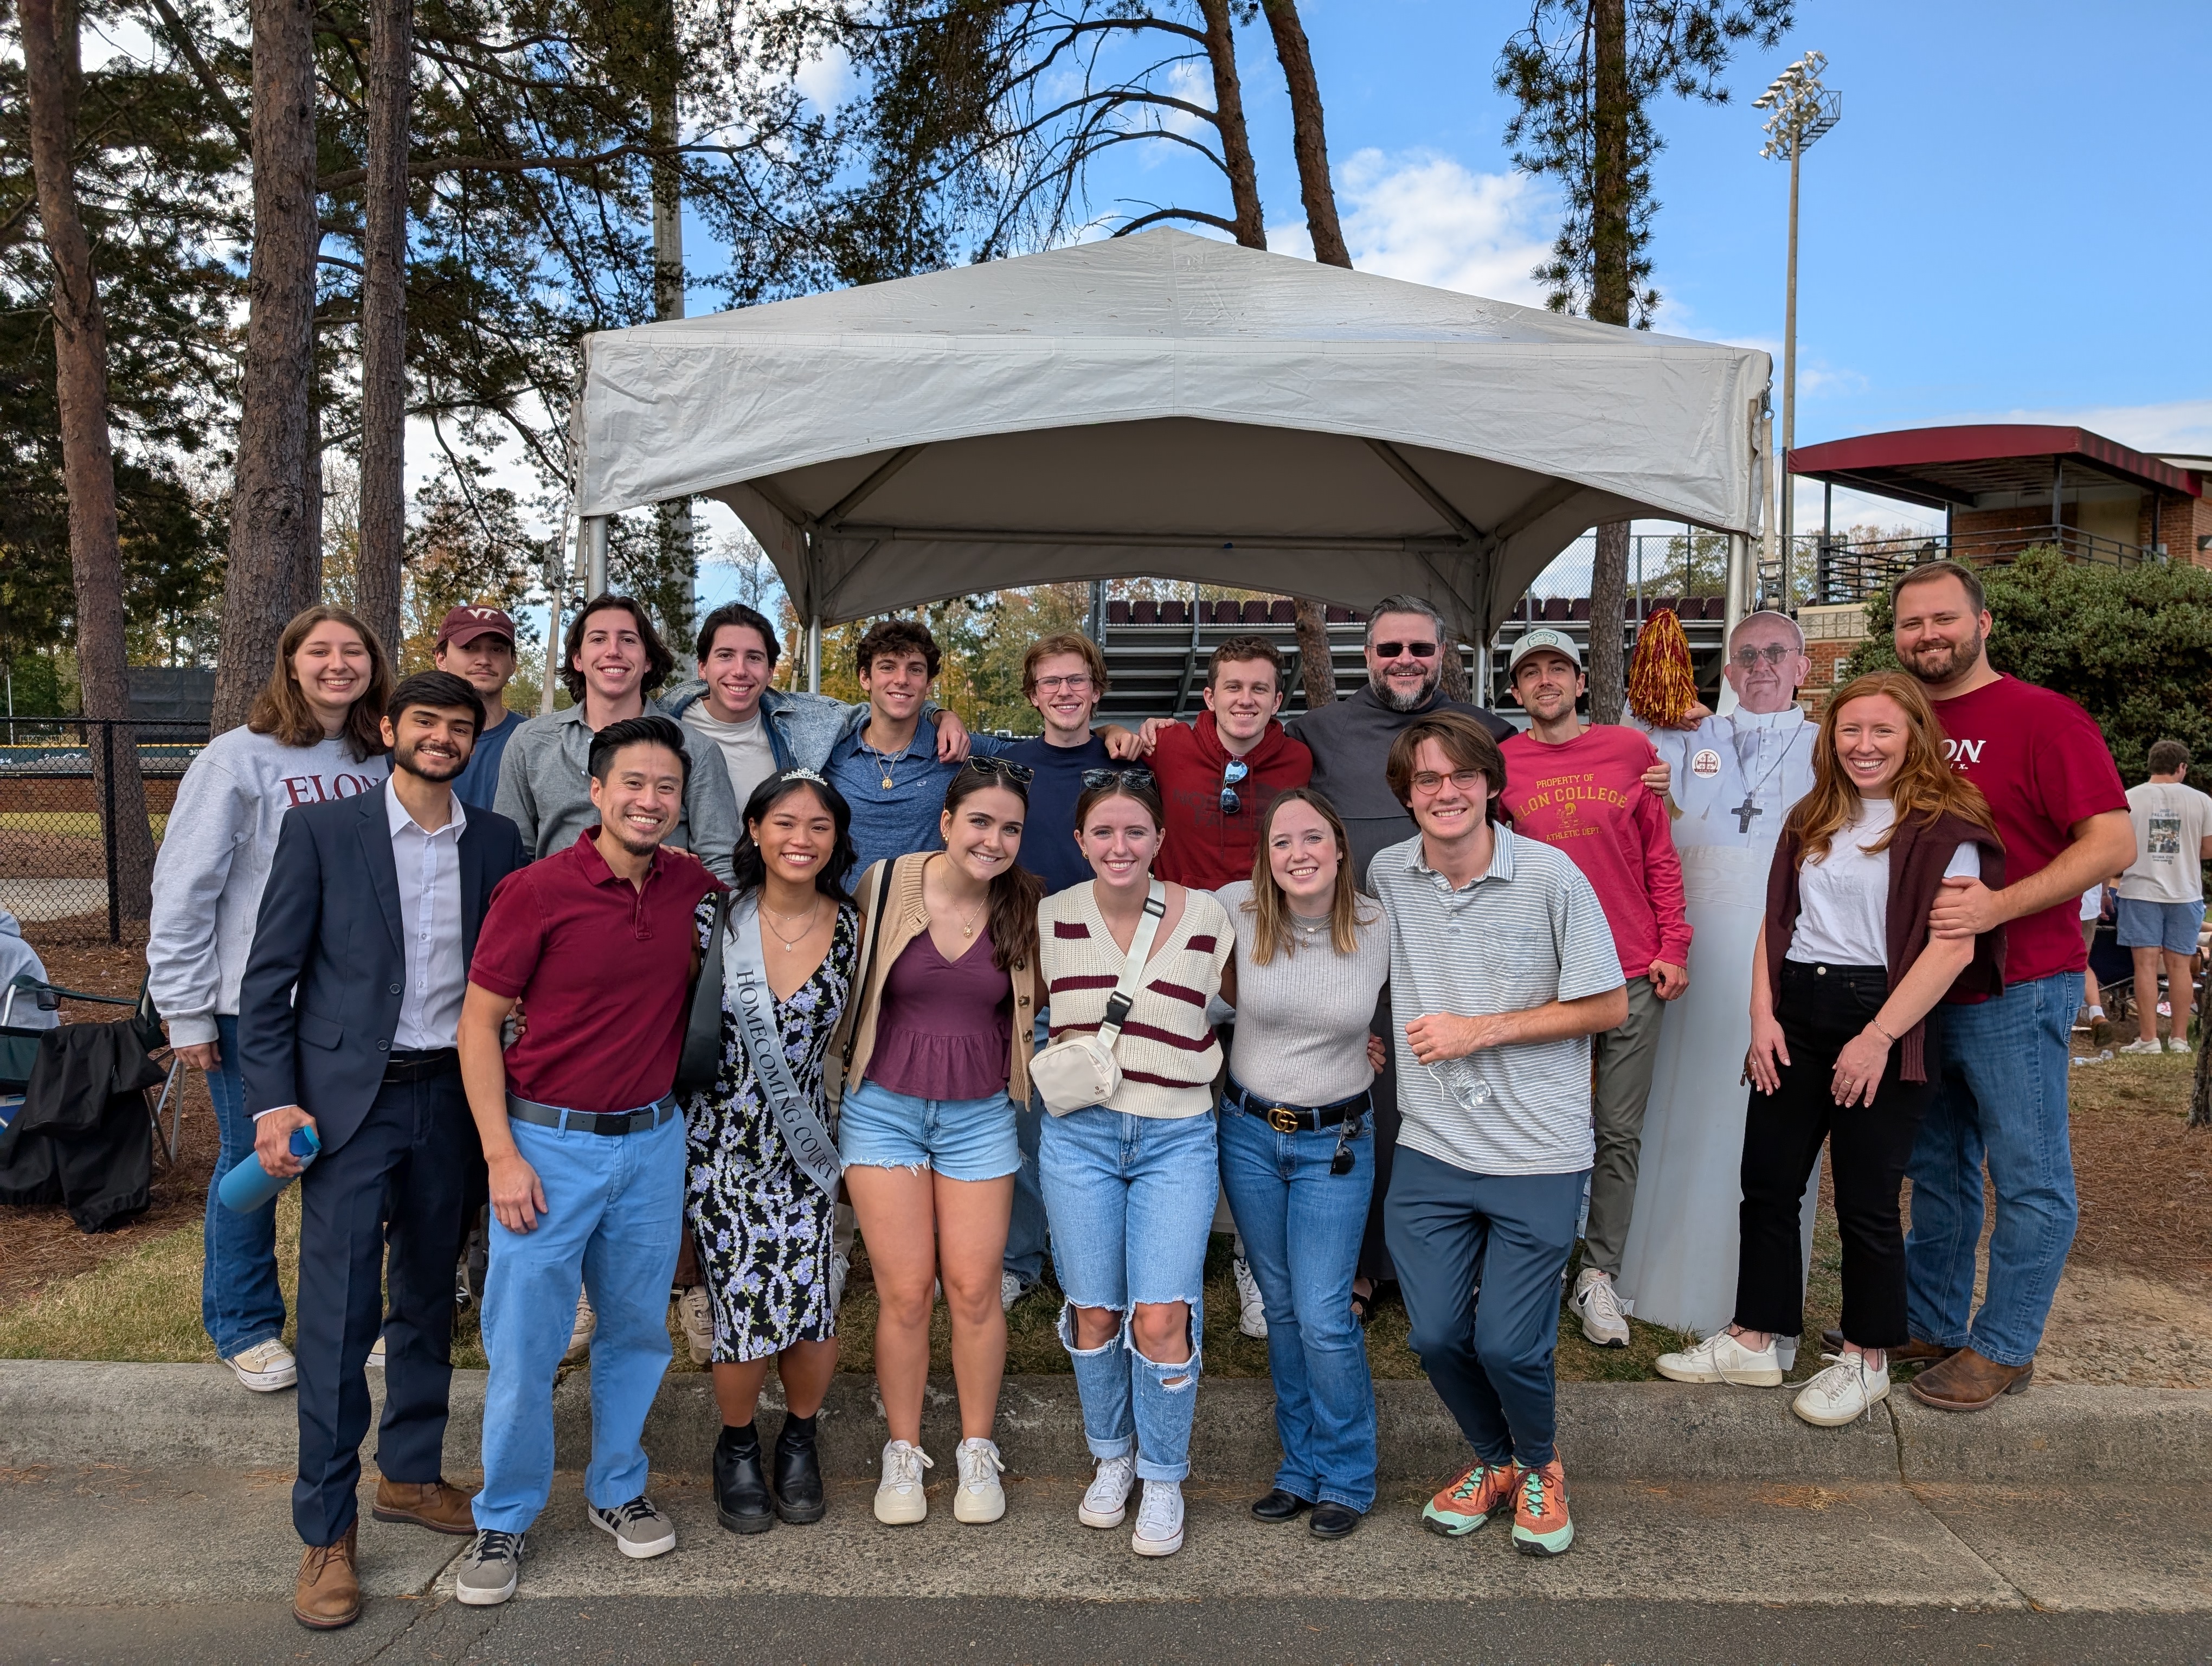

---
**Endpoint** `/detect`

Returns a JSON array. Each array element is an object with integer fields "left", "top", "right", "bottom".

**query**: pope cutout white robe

[{"left": 1619, "top": 704, "right": 1821, "bottom": 1347}]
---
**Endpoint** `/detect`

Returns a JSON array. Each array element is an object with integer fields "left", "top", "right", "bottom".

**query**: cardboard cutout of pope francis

[{"left": 1618, "top": 612, "right": 1822, "bottom": 1351}]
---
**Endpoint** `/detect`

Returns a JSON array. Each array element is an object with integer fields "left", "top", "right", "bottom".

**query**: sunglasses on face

[
  {"left": 964, "top": 755, "right": 1034, "bottom": 784},
  {"left": 1082, "top": 767, "right": 1155, "bottom": 790},
  {"left": 1731, "top": 644, "right": 1796, "bottom": 670},
  {"left": 1373, "top": 641, "right": 1439, "bottom": 661},
  {"left": 1219, "top": 758, "right": 1250, "bottom": 816}
]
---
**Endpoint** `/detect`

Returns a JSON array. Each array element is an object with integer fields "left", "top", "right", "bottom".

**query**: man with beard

[
  {"left": 238, "top": 672, "right": 530, "bottom": 1629},
  {"left": 1617, "top": 611, "right": 1823, "bottom": 1345},
  {"left": 1886, "top": 561, "right": 2131, "bottom": 1412}
]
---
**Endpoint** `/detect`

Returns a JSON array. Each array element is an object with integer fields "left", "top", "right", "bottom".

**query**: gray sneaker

[
  {"left": 589, "top": 1494, "right": 677, "bottom": 1559},
  {"left": 455, "top": 1529, "right": 524, "bottom": 1606}
]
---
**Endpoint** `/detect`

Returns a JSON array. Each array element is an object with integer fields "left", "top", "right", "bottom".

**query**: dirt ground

[{"left": 3, "top": 928, "right": 2208, "bottom": 1386}]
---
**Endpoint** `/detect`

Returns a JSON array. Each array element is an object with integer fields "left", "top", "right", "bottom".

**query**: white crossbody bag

[{"left": 1030, "top": 881, "right": 1167, "bottom": 1114}]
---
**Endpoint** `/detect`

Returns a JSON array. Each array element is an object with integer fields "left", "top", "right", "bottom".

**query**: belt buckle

[{"left": 1266, "top": 1104, "right": 1299, "bottom": 1134}]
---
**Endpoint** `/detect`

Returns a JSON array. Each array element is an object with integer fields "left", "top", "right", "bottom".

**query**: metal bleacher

[{"left": 1093, "top": 593, "right": 1733, "bottom": 722}]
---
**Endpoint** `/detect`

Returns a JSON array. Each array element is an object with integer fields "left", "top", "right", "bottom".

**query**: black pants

[
  {"left": 1357, "top": 985, "right": 1400, "bottom": 1287},
  {"left": 293, "top": 1068, "right": 480, "bottom": 1547},
  {"left": 1734, "top": 960, "right": 1940, "bottom": 1351}
]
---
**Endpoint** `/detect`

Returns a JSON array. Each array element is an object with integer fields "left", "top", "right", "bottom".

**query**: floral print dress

[{"left": 684, "top": 895, "right": 859, "bottom": 1363}]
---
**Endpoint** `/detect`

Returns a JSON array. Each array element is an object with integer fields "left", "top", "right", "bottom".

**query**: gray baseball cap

[{"left": 1508, "top": 626, "right": 1583, "bottom": 675}]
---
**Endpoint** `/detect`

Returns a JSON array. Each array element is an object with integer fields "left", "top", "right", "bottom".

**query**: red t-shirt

[
  {"left": 1500, "top": 725, "right": 1690, "bottom": 981},
  {"left": 468, "top": 831, "right": 724, "bottom": 1114},
  {"left": 1152, "top": 713, "right": 1314, "bottom": 891},
  {"left": 1930, "top": 676, "right": 2126, "bottom": 985}
]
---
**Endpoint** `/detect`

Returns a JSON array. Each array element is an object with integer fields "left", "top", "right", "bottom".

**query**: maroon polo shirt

[{"left": 468, "top": 829, "right": 724, "bottom": 1114}]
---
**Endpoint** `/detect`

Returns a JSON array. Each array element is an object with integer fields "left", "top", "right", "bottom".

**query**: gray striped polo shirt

[{"left": 1367, "top": 825, "right": 1624, "bottom": 1177}]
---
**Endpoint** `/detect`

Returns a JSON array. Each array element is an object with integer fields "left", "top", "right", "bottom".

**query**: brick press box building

[{"left": 1786, "top": 424, "right": 2209, "bottom": 698}]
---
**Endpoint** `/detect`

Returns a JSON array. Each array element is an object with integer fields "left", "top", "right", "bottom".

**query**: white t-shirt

[
  {"left": 2119, "top": 780, "right": 2212, "bottom": 904},
  {"left": 681, "top": 700, "right": 779, "bottom": 812},
  {"left": 1786, "top": 799, "right": 1980, "bottom": 969}
]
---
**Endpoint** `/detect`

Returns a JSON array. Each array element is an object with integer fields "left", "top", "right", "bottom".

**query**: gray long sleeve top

[{"left": 492, "top": 703, "right": 740, "bottom": 881}]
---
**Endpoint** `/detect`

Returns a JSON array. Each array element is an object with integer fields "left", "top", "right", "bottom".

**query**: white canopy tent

[{"left": 571, "top": 229, "right": 1771, "bottom": 683}]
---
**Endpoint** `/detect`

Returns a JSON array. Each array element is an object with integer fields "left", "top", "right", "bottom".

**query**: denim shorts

[
  {"left": 2115, "top": 896, "right": 2206, "bottom": 956},
  {"left": 839, "top": 1075, "right": 1021, "bottom": 1183}
]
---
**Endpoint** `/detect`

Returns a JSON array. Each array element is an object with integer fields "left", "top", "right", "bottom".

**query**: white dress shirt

[{"left": 387, "top": 780, "right": 468, "bottom": 1050}]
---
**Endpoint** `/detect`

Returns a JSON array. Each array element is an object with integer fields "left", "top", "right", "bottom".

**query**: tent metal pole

[
  {"left": 583, "top": 515, "right": 610, "bottom": 599},
  {"left": 1724, "top": 533, "right": 1751, "bottom": 640},
  {"left": 807, "top": 617, "right": 822, "bottom": 694}
]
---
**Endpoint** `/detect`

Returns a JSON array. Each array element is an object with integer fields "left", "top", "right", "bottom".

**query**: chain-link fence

[{"left": 0, "top": 719, "right": 209, "bottom": 944}]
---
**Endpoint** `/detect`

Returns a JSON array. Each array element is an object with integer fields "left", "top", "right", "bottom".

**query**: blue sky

[{"left": 675, "top": 1, "right": 2212, "bottom": 607}]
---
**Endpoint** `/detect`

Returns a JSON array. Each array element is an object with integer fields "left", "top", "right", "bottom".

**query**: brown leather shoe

[
  {"left": 1907, "top": 1347, "right": 2034, "bottom": 1411},
  {"left": 372, "top": 1477, "right": 477, "bottom": 1535},
  {"left": 1821, "top": 1329, "right": 1956, "bottom": 1366},
  {"left": 293, "top": 1522, "right": 361, "bottom": 1630}
]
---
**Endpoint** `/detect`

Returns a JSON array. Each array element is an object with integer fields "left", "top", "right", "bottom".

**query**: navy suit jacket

[{"left": 237, "top": 785, "right": 528, "bottom": 1156}]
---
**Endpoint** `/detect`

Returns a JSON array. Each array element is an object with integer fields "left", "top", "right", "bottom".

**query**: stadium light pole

[{"left": 1754, "top": 53, "right": 1841, "bottom": 610}]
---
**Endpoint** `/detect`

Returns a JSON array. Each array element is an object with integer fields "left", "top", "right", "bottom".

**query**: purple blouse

[{"left": 865, "top": 930, "right": 1013, "bottom": 1101}]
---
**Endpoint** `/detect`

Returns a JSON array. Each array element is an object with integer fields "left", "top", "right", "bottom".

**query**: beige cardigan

[{"left": 842, "top": 853, "right": 1037, "bottom": 1103}]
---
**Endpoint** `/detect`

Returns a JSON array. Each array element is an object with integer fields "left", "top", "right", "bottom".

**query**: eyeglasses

[
  {"left": 1219, "top": 758, "right": 1250, "bottom": 816},
  {"left": 1373, "top": 641, "right": 1438, "bottom": 661},
  {"left": 1408, "top": 768, "right": 1488, "bottom": 796},
  {"left": 964, "top": 756, "right": 1034, "bottom": 785},
  {"left": 1032, "top": 674, "right": 1094, "bottom": 694},
  {"left": 1732, "top": 644, "right": 1797, "bottom": 669},
  {"left": 1082, "top": 767, "right": 1155, "bottom": 790}
]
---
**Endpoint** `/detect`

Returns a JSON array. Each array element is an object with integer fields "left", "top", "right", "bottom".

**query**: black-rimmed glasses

[{"left": 1373, "top": 640, "right": 1438, "bottom": 660}]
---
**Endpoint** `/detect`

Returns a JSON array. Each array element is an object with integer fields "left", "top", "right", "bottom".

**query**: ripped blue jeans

[{"left": 1039, "top": 1106, "right": 1217, "bottom": 1483}]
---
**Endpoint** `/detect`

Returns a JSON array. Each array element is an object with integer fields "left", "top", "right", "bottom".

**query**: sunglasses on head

[
  {"left": 1373, "top": 640, "right": 1438, "bottom": 660},
  {"left": 1081, "top": 767, "right": 1155, "bottom": 790},
  {"left": 963, "top": 755, "right": 1034, "bottom": 784}
]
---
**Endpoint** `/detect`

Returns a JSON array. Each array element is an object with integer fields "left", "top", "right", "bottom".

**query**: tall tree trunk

[
  {"left": 355, "top": 0, "right": 410, "bottom": 660},
  {"left": 650, "top": 28, "right": 696, "bottom": 643},
  {"left": 21, "top": 0, "right": 157, "bottom": 921},
  {"left": 1584, "top": 0, "right": 1631, "bottom": 723},
  {"left": 211, "top": 0, "right": 322, "bottom": 733},
  {"left": 1195, "top": 0, "right": 1265, "bottom": 251},
  {"left": 1253, "top": 0, "right": 1347, "bottom": 710}
]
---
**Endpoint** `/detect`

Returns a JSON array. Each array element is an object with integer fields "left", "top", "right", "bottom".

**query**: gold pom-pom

[{"left": 1627, "top": 607, "right": 1699, "bottom": 730}]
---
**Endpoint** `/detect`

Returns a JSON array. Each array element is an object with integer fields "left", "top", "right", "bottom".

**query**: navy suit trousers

[{"left": 292, "top": 1068, "right": 479, "bottom": 1547}]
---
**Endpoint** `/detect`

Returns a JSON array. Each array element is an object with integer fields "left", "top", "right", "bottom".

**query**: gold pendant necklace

[{"left": 863, "top": 744, "right": 897, "bottom": 790}]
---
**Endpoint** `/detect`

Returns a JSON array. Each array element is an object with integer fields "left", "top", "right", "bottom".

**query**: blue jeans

[
  {"left": 840, "top": 1077, "right": 1021, "bottom": 1182},
  {"left": 1386, "top": 1147, "right": 1584, "bottom": 1471},
  {"left": 1217, "top": 1098, "right": 1377, "bottom": 1511},
  {"left": 1040, "top": 1107, "right": 1217, "bottom": 1483},
  {"left": 200, "top": 1015, "right": 287, "bottom": 1359},
  {"left": 1904, "top": 972, "right": 2081, "bottom": 1367},
  {"left": 474, "top": 1109, "right": 685, "bottom": 1533},
  {"left": 1004, "top": 1014, "right": 1051, "bottom": 1289}
]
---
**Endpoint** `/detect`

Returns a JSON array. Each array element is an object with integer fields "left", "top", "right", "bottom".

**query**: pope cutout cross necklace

[{"left": 1728, "top": 719, "right": 1797, "bottom": 834}]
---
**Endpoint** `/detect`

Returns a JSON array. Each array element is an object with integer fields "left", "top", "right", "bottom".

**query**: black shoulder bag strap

[{"left": 674, "top": 890, "right": 732, "bottom": 1098}]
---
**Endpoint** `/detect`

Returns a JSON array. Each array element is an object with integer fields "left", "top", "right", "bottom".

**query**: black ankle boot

[
  {"left": 714, "top": 1425, "right": 774, "bottom": 1534},
  {"left": 773, "top": 1414, "right": 826, "bottom": 1525}
]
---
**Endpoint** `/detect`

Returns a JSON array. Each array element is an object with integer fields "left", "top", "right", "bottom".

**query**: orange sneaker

[
  {"left": 1420, "top": 1460, "right": 1518, "bottom": 1538},
  {"left": 1512, "top": 1458, "right": 1573, "bottom": 1557}
]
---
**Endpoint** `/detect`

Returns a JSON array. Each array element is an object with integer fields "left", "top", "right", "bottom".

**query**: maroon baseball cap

[{"left": 435, "top": 605, "right": 516, "bottom": 651}]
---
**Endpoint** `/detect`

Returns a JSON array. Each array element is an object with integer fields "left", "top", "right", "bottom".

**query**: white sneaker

[
  {"left": 1792, "top": 1352, "right": 1890, "bottom": 1427},
  {"left": 2120, "top": 1037, "right": 2165, "bottom": 1055},
  {"left": 952, "top": 1436, "right": 1007, "bottom": 1524},
  {"left": 2170, "top": 1039, "right": 2192, "bottom": 1055},
  {"left": 873, "top": 1439, "right": 933, "bottom": 1525},
  {"left": 1655, "top": 1329, "right": 1784, "bottom": 1387},
  {"left": 1078, "top": 1453, "right": 1138, "bottom": 1529},
  {"left": 1232, "top": 1256, "right": 1268, "bottom": 1339},
  {"left": 1130, "top": 1478, "right": 1185, "bottom": 1557},
  {"left": 225, "top": 1337, "right": 297, "bottom": 1392},
  {"left": 1000, "top": 1271, "right": 1027, "bottom": 1312},
  {"left": 828, "top": 1250, "right": 851, "bottom": 1312},
  {"left": 1572, "top": 1268, "right": 1630, "bottom": 1349},
  {"left": 365, "top": 1334, "right": 385, "bottom": 1369},
  {"left": 676, "top": 1285, "right": 714, "bottom": 1366},
  {"left": 563, "top": 1290, "right": 595, "bottom": 1363}
]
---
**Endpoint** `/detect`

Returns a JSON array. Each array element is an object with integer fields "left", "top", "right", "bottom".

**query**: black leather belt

[
  {"left": 1223, "top": 1077, "right": 1372, "bottom": 1133},
  {"left": 384, "top": 1048, "right": 458, "bottom": 1083},
  {"left": 505, "top": 1093, "right": 681, "bottom": 1136}
]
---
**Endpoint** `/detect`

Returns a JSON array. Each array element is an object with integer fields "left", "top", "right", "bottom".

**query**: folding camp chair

[{"left": 2, "top": 974, "right": 188, "bottom": 1165}]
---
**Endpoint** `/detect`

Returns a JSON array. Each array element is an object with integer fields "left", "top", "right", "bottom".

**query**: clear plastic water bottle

[{"left": 1427, "top": 1057, "right": 1493, "bottom": 1110}]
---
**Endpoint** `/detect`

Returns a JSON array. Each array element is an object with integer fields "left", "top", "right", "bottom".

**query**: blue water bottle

[{"left": 218, "top": 1123, "right": 321, "bottom": 1213}]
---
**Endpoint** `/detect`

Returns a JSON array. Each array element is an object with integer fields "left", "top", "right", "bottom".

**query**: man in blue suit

[{"left": 239, "top": 670, "right": 529, "bottom": 1630}]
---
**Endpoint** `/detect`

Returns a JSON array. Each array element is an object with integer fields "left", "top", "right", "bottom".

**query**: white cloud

[
  {"left": 1950, "top": 398, "right": 2212, "bottom": 459},
  {"left": 1270, "top": 148, "right": 1554, "bottom": 305},
  {"left": 792, "top": 42, "right": 854, "bottom": 112}
]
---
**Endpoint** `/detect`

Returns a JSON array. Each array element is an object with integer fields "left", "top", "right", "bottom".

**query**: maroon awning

[{"left": 1787, "top": 424, "right": 2202, "bottom": 511}]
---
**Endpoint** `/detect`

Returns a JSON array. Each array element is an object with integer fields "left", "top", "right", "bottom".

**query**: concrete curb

[{"left": 4, "top": 1360, "right": 2203, "bottom": 1484}]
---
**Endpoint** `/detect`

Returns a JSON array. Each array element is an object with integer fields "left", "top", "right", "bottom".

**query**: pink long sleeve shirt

[{"left": 1499, "top": 725, "right": 1692, "bottom": 982}]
